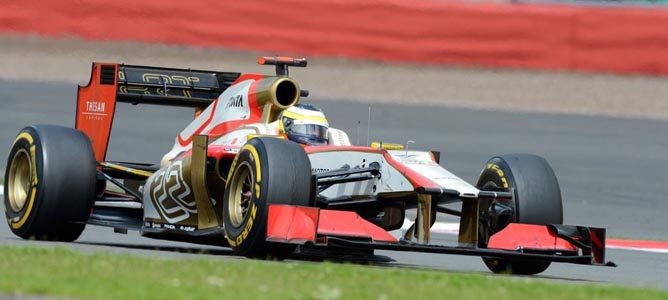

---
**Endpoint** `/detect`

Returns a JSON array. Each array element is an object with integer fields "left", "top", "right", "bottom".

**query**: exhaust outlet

[
  {"left": 255, "top": 77, "right": 300, "bottom": 109},
  {"left": 254, "top": 77, "right": 301, "bottom": 122}
]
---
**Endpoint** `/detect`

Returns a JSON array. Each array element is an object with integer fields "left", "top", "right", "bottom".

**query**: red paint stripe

[
  {"left": 177, "top": 98, "right": 219, "bottom": 146},
  {"left": 176, "top": 73, "right": 265, "bottom": 147},
  {"left": 607, "top": 239, "right": 668, "bottom": 250},
  {"left": 382, "top": 151, "right": 439, "bottom": 189}
]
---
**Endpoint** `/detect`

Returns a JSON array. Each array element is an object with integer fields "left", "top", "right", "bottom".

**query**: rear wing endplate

[{"left": 76, "top": 62, "right": 241, "bottom": 161}]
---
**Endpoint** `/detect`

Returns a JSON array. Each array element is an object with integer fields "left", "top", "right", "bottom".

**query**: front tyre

[
  {"left": 476, "top": 154, "right": 563, "bottom": 275},
  {"left": 223, "top": 137, "right": 313, "bottom": 259},
  {"left": 4, "top": 125, "right": 96, "bottom": 241}
]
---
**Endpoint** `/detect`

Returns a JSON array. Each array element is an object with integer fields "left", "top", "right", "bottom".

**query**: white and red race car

[{"left": 4, "top": 57, "right": 614, "bottom": 274}]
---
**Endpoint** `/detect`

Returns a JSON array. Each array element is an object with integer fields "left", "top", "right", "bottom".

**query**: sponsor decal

[
  {"left": 86, "top": 101, "right": 106, "bottom": 113},
  {"left": 140, "top": 73, "right": 200, "bottom": 86},
  {"left": 145, "top": 221, "right": 196, "bottom": 232},
  {"left": 150, "top": 160, "right": 196, "bottom": 223},
  {"left": 181, "top": 225, "right": 196, "bottom": 232},
  {"left": 81, "top": 100, "right": 109, "bottom": 121},
  {"left": 403, "top": 159, "right": 434, "bottom": 166},
  {"left": 226, "top": 95, "right": 244, "bottom": 108}
]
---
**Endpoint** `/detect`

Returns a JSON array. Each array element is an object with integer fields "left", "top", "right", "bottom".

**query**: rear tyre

[
  {"left": 223, "top": 137, "right": 313, "bottom": 259},
  {"left": 4, "top": 125, "right": 96, "bottom": 241},
  {"left": 476, "top": 154, "right": 563, "bottom": 275}
]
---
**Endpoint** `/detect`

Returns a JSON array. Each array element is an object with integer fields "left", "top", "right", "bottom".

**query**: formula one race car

[{"left": 3, "top": 57, "right": 614, "bottom": 274}]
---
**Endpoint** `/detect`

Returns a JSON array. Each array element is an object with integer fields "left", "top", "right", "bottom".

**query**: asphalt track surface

[{"left": 1, "top": 79, "right": 667, "bottom": 289}]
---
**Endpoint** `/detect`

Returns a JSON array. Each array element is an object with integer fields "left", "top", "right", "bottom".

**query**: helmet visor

[{"left": 289, "top": 124, "right": 329, "bottom": 140}]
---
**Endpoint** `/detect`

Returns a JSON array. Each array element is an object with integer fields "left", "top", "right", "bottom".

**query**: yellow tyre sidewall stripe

[
  {"left": 9, "top": 132, "right": 39, "bottom": 229},
  {"left": 99, "top": 162, "right": 153, "bottom": 178},
  {"left": 226, "top": 143, "right": 263, "bottom": 247}
]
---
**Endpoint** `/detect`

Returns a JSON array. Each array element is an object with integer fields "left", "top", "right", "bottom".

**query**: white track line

[
  {"left": 606, "top": 246, "right": 668, "bottom": 254},
  {"left": 402, "top": 218, "right": 668, "bottom": 254},
  {"left": 0, "top": 185, "right": 3, "bottom": 196},
  {"left": 400, "top": 218, "right": 459, "bottom": 234}
]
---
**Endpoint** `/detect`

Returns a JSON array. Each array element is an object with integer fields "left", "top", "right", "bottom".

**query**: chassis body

[{"left": 52, "top": 59, "right": 614, "bottom": 270}]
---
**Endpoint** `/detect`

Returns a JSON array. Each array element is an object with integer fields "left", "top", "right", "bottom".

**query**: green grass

[{"left": 0, "top": 246, "right": 666, "bottom": 300}]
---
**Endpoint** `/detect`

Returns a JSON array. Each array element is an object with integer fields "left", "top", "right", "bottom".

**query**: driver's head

[{"left": 279, "top": 103, "right": 329, "bottom": 146}]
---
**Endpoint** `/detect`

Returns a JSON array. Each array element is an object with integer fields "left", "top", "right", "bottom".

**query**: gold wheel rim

[
  {"left": 228, "top": 162, "right": 253, "bottom": 228},
  {"left": 7, "top": 149, "right": 32, "bottom": 213}
]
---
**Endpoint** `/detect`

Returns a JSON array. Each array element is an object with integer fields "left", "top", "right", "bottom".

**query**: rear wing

[{"left": 76, "top": 62, "right": 241, "bottom": 161}]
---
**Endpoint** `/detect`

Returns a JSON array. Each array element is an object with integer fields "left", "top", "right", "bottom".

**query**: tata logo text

[{"left": 226, "top": 95, "right": 244, "bottom": 108}]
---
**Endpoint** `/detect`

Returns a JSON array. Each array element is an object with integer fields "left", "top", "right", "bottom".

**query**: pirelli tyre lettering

[{"left": 222, "top": 137, "right": 313, "bottom": 259}]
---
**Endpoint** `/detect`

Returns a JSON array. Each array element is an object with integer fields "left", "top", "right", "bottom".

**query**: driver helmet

[{"left": 279, "top": 103, "right": 329, "bottom": 146}]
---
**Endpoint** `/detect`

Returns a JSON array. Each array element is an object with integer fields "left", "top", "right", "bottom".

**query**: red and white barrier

[{"left": 1, "top": 0, "right": 668, "bottom": 75}]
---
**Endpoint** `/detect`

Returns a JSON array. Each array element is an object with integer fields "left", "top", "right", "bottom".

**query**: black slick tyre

[
  {"left": 4, "top": 125, "right": 96, "bottom": 241},
  {"left": 223, "top": 137, "right": 313, "bottom": 259},
  {"left": 476, "top": 154, "right": 563, "bottom": 275}
]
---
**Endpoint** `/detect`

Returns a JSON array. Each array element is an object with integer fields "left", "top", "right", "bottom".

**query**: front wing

[{"left": 267, "top": 205, "right": 615, "bottom": 267}]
